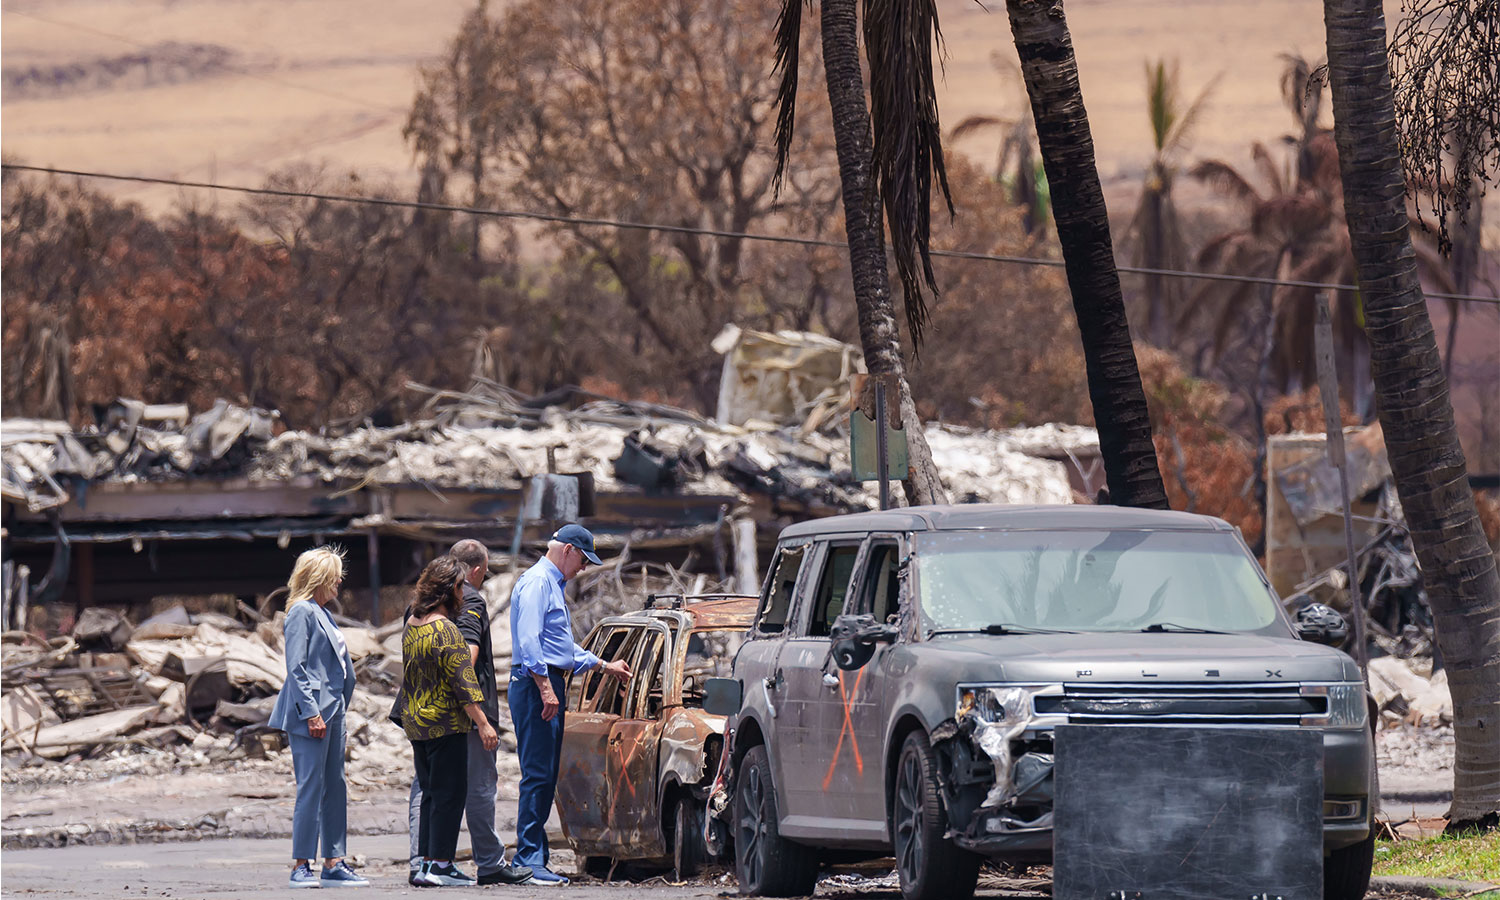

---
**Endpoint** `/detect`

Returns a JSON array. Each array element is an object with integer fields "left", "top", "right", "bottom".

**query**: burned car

[
  {"left": 705, "top": 505, "right": 1376, "bottom": 900},
  {"left": 556, "top": 594, "right": 754, "bottom": 878}
]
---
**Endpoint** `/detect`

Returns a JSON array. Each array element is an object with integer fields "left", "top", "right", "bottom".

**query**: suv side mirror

[
  {"left": 1293, "top": 603, "right": 1350, "bottom": 647},
  {"left": 830, "top": 613, "right": 898, "bottom": 670},
  {"left": 703, "top": 677, "right": 742, "bottom": 716}
]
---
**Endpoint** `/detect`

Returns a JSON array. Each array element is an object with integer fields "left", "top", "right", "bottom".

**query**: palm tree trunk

[
  {"left": 1324, "top": 0, "right": 1500, "bottom": 831},
  {"left": 820, "top": 0, "right": 946, "bottom": 506},
  {"left": 1004, "top": 0, "right": 1168, "bottom": 509}
]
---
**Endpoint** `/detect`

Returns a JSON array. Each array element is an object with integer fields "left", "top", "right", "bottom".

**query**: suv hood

[{"left": 919, "top": 631, "right": 1359, "bottom": 683}]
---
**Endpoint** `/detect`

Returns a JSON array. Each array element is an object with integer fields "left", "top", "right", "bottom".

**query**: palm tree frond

[
  {"left": 1145, "top": 59, "right": 1177, "bottom": 154},
  {"left": 949, "top": 115, "right": 1005, "bottom": 142},
  {"left": 1249, "top": 141, "right": 1285, "bottom": 196},
  {"left": 1164, "top": 70, "right": 1221, "bottom": 155},
  {"left": 863, "top": 0, "right": 953, "bottom": 350},
  {"left": 1189, "top": 159, "right": 1261, "bottom": 203},
  {"left": 771, "top": 0, "right": 806, "bottom": 196}
]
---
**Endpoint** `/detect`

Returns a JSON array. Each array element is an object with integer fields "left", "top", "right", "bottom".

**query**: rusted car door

[
  {"left": 604, "top": 621, "right": 673, "bottom": 854},
  {"left": 558, "top": 623, "right": 645, "bottom": 852}
]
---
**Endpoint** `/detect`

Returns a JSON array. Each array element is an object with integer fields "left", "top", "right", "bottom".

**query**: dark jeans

[
  {"left": 411, "top": 732, "right": 469, "bottom": 862},
  {"left": 509, "top": 667, "right": 566, "bottom": 870}
]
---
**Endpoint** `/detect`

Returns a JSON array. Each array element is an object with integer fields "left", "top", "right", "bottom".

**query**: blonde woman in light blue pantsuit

[{"left": 268, "top": 546, "right": 367, "bottom": 888}]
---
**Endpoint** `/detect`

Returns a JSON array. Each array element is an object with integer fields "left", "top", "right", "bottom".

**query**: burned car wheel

[
  {"left": 734, "top": 744, "right": 818, "bottom": 896},
  {"left": 673, "top": 795, "right": 706, "bottom": 880},
  {"left": 893, "top": 731, "right": 981, "bottom": 900}
]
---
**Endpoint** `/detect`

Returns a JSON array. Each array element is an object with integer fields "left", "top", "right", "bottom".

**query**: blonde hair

[{"left": 287, "top": 546, "right": 346, "bottom": 609}]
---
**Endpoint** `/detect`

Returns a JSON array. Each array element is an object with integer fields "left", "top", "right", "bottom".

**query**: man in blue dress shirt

[{"left": 508, "top": 524, "right": 631, "bottom": 885}]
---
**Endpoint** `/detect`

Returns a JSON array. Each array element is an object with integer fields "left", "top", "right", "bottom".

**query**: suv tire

[
  {"left": 893, "top": 731, "right": 982, "bottom": 900},
  {"left": 1323, "top": 831, "right": 1374, "bottom": 900},
  {"left": 734, "top": 744, "right": 818, "bottom": 896}
]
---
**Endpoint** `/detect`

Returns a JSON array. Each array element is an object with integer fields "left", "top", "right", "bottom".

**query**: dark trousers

[
  {"left": 509, "top": 667, "right": 566, "bottom": 869},
  {"left": 411, "top": 732, "right": 469, "bottom": 862}
]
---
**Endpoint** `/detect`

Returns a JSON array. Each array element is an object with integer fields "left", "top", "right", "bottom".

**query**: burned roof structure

[{"left": 3, "top": 372, "right": 1099, "bottom": 626}]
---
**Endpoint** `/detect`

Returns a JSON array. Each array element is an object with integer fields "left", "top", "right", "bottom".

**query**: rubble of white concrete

[{"left": 3, "top": 387, "right": 1096, "bottom": 518}]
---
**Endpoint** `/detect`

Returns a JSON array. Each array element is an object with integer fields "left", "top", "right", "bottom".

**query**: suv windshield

[{"left": 915, "top": 529, "right": 1282, "bottom": 635}]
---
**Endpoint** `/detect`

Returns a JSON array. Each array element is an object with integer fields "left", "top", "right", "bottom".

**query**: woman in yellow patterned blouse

[{"left": 396, "top": 555, "right": 499, "bottom": 887}]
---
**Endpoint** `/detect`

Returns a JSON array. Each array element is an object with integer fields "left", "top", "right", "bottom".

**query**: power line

[{"left": 6, "top": 162, "right": 1499, "bottom": 308}]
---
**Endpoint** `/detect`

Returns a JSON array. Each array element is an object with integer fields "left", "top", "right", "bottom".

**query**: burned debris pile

[{"left": 1, "top": 602, "right": 411, "bottom": 773}]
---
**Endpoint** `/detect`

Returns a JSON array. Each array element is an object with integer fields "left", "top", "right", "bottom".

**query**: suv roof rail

[{"left": 644, "top": 592, "right": 758, "bottom": 610}]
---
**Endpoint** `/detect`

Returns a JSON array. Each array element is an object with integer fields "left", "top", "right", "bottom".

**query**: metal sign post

[
  {"left": 875, "top": 381, "right": 890, "bottom": 510},
  {"left": 1314, "top": 293, "right": 1368, "bottom": 672},
  {"left": 850, "top": 374, "right": 907, "bottom": 508}
]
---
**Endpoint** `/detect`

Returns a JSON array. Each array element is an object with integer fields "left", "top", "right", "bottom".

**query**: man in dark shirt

[{"left": 405, "top": 540, "right": 531, "bottom": 886}]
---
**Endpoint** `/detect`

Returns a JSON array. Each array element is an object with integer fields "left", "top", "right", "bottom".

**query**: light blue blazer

[{"left": 268, "top": 600, "right": 357, "bottom": 737}]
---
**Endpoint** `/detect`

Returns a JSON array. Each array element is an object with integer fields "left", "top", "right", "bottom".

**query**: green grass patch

[{"left": 1374, "top": 828, "right": 1500, "bottom": 883}]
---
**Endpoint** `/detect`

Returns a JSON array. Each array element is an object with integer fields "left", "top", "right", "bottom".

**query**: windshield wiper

[
  {"left": 1140, "top": 622, "right": 1228, "bottom": 634},
  {"left": 928, "top": 623, "right": 1078, "bottom": 637}
]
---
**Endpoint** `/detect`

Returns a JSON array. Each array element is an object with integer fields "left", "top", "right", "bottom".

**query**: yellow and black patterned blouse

[{"left": 396, "top": 618, "right": 485, "bottom": 742}]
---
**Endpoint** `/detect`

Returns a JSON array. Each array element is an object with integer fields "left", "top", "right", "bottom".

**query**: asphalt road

[{"left": 0, "top": 833, "right": 1060, "bottom": 899}]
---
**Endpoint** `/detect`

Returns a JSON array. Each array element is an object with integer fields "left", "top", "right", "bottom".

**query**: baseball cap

[{"left": 553, "top": 523, "right": 602, "bottom": 565}]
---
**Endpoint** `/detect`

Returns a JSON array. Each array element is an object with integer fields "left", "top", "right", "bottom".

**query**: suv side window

[
  {"left": 858, "top": 541, "right": 902, "bottom": 624},
  {"left": 808, "top": 543, "right": 862, "bottom": 636},
  {"left": 756, "top": 544, "right": 807, "bottom": 633}
]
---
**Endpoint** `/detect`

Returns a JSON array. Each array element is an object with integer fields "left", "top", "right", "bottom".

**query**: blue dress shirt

[{"left": 511, "top": 557, "right": 602, "bottom": 677}]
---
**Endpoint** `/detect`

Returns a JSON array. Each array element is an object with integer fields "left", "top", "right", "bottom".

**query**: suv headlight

[
  {"left": 957, "top": 685, "right": 1035, "bottom": 724},
  {"left": 1301, "top": 683, "right": 1367, "bottom": 728}
]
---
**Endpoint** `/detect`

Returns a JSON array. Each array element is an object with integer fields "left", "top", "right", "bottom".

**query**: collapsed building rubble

[
  {"left": 1268, "top": 423, "right": 1499, "bottom": 691},
  {"left": 2, "top": 374, "right": 1099, "bottom": 635}
]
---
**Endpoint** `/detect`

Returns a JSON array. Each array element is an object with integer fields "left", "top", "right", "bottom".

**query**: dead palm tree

[
  {"left": 1323, "top": 0, "right": 1500, "bottom": 833},
  {"left": 1186, "top": 57, "right": 1456, "bottom": 418},
  {"left": 771, "top": 0, "right": 949, "bottom": 505},
  {"left": 1124, "top": 59, "right": 1217, "bottom": 348},
  {"left": 948, "top": 52, "right": 1048, "bottom": 239},
  {"left": 1002, "top": 0, "right": 1169, "bottom": 509}
]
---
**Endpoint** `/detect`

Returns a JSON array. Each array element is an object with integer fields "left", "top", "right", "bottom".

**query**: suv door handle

[
  {"left": 822, "top": 673, "right": 840, "bottom": 690},
  {"left": 608, "top": 733, "right": 623, "bottom": 746},
  {"left": 766, "top": 669, "right": 784, "bottom": 690}
]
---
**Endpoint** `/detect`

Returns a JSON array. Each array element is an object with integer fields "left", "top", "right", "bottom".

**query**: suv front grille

[{"left": 1034, "top": 682, "right": 1326, "bottom": 726}]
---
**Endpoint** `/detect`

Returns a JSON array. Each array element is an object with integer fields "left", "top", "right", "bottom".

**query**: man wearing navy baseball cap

[{"left": 507, "top": 524, "right": 630, "bottom": 885}]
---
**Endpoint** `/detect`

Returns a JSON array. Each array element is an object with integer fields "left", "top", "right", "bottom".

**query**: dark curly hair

[{"left": 412, "top": 555, "right": 467, "bottom": 619}]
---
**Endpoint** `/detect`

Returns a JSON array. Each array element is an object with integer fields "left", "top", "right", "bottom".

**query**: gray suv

[{"left": 704, "top": 505, "right": 1375, "bottom": 900}]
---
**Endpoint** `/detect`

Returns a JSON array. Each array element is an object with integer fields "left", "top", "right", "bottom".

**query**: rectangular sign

[{"left": 1054, "top": 724, "right": 1323, "bottom": 900}]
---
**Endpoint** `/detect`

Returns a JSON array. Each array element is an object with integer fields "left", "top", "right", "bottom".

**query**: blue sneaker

[
  {"left": 320, "top": 860, "right": 369, "bottom": 887},
  {"left": 289, "top": 863, "right": 320, "bottom": 889},
  {"left": 527, "top": 867, "right": 570, "bottom": 886},
  {"left": 417, "top": 862, "right": 475, "bottom": 887}
]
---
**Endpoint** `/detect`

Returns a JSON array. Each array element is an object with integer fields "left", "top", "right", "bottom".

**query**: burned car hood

[{"left": 916, "top": 632, "right": 1359, "bottom": 683}]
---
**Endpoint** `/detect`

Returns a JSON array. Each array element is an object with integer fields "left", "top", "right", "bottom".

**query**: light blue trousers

[{"left": 289, "top": 711, "right": 348, "bottom": 860}]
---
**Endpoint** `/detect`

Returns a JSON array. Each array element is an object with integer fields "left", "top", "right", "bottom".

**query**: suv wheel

[
  {"left": 893, "top": 731, "right": 982, "bottom": 900},
  {"left": 734, "top": 744, "right": 818, "bottom": 896},
  {"left": 1323, "top": 831, "right": 1374, "bottom": 900}
]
